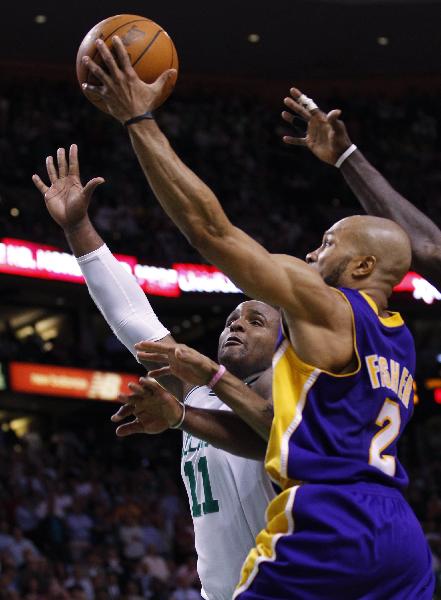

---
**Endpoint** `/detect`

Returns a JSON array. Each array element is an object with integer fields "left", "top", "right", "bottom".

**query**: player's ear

[{"left": 352, "top": 255, "right": 376, "bottom": 278}]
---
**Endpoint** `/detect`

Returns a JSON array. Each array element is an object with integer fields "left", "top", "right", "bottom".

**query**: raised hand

[
  {"left": 281, "top": 87, "right": 353, "bottom": 165},
  {"left": 32, "top": 144, "right": 104, "bottom": 231},
  {"left": 82, "top": 36, "right": 177, "bottom": 123},
  {"left": 111, "top": 377, "right": 184, "bottom": 436},
  {"left": 135, "top": 340, "right": 219, "bottom": 388}
]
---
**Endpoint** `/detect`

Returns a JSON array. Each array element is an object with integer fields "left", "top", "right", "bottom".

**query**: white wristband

[
  {"left": 335, "top": 144, "right": 357, "bottom": 169},
  {"left": 170, "top": 401, "right": 186, "bottom": 429}
]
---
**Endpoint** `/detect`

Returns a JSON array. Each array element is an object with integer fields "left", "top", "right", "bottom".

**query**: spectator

[
  {"left": 65, "top": 499, "right": 94, "bottom": 560},
  {"left": 118, "top": 513, "right": 145, "bottom": 562},
  {"left": 141, "top": 544, "right": 170, "bottom": 583},
  {"left": 6, "top": 527, "right": 39, "bottom": 567}
]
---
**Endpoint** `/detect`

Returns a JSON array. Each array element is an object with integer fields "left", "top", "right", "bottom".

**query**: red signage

[
  {"left": 9, "top": 362, "right": 139, "bottom": 402},
  {"left": 173, "top": 263, "right": 240, "bottom": 294},
  {"left": 0, "top": 238, "right": 239, "bottom": 297},
  {"left": 1, "top": 237, "right": 440, "bottom": 303},
  {"left": 394, "top": 271, "right": 441, "bottom": 305}
]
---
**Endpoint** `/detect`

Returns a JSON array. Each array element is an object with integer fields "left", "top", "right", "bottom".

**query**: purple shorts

[{"left": 234, "top": 483, "right": 434, "bottom": 600}]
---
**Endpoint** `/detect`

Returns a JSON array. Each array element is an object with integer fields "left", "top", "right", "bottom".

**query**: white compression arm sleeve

[{"left": 76, "top": 244, "right": 170, "bottom": 358}]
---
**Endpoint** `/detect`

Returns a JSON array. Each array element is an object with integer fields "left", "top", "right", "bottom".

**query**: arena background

[{"left": 0, "top": 1, "right": 441, "bottom": 598}]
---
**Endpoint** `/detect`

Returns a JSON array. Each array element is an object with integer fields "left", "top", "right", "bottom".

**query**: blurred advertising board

[
  {"left": 0, "top": 238, "right": 240, "bottom": 297},
  {"left": 8, "top": 362, "right": 139, "bottom": 402}
]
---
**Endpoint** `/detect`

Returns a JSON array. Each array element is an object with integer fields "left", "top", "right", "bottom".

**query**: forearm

[
  {"left": 211, "top": 371, "right": 273, "bottom": 441},
  {"left": 183, "top": 407, "right": 266, "bottom": 460},
  {"left": 128, "top": 119, "right": 231, "bottom": 246},
  {"left": 341, "top": 150, "right": 441, "bottom": 286},
  {"left": 64, "top": 216, "right": 104, "bottom": 257},
  {"left": 76, "top": 242, "right": 170, "bottom": 350},
  {"left": 127, "top": 120, "right": 308, "bottom": 308}
]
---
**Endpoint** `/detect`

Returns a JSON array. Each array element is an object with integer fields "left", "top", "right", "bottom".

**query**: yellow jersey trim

[
  {"left": 360, "top": 291, "right": 404, "bottom": 328},
  {"left": 267, "top": 289, "right": 362, "bottom": 488},
  {"left": 266, "top": 341, "right": 320, "bottom": 486},
  {"left": 234, "top": 485, "right": 300, "bottom": 598}
]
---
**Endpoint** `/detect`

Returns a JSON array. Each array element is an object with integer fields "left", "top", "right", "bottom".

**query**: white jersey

[{"left": 181, "top": 385, "right": 275, "bottom": 600}]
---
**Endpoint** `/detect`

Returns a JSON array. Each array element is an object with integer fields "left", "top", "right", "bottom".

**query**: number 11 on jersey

[{"left": 184, "top": 456, "right": 220, "bottom": 517}]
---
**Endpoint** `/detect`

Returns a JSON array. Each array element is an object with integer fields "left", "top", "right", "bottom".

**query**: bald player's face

[
  {"left": 217, "top": 301, "right": 280, "bottom": 380},
  {"left": 306, "top": 224, "right": 353, "bottom": 287}
]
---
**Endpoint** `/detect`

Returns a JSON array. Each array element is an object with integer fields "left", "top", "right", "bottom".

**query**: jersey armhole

[
  {"left": 278, "top": 290, "right": 361, "bottom": 379},
  {"left": 183, "top": 385, "right": 201, "bottom": 404}
]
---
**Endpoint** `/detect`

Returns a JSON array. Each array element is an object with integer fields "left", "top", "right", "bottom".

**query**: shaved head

[
  {"left": 306, "top": 215, "right": 412, "bottom": 298},
  {"left": 330, "top": 216, "right": 412, "bottom": 286}
]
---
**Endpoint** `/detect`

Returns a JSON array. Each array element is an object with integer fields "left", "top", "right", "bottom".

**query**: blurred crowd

[
  {"left": 0, "top": 420, "right": 200, "bottom": 599},
  {"left": 1, "top": 81, "right": 441, "bottom": 265},
  {"left": 0, "top": 411, "right": 439, "bottom": 599}
]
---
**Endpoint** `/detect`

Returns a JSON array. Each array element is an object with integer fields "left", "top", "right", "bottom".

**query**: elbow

[{"left": 185, "top": 218, "right": 230, "bottom": 251}]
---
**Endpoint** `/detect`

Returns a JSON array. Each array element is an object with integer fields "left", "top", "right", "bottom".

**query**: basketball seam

[
  {"left": 85, "top": 18, "right": 153, "bottom": 84},
  {"left": 132, "top": 29, "right": 164, "bottom": 68}
]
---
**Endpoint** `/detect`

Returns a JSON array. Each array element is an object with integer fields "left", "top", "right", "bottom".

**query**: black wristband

[{"left": 124, "top": 111, "right": 154, "bottom": 127}]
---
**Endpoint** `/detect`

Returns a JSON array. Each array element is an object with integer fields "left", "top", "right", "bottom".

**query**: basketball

[{"left": 76, "top": 14, "right": 179, "bottom": 112}]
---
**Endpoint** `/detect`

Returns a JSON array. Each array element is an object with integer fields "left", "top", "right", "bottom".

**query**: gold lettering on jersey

[
  {"left": 401, "top": 374, "right": 413, "bottom": 409},
  {"left": 364, "top": 354, "right": 413, "bottom": 409},
  {"left": 378, "top": 356, "right": 391, "bottom": 389},
  {"left": 389, "top": 360, "right": 400, "bottom": 394},
  {"left": 398, "top": 367, "right": 409, "bottom": 401},
  {"left": 366, "top": 355, "right": 380, "bottom": 389}
]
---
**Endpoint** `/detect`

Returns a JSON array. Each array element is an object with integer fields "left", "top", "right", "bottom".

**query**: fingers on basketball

[
  {"left": 76, "top": 15, "right": 179, "bottom": 112},
  {"left": 112, "top": 36, "right": 133, "bottom": 72},
  {"left": 95, "top": 39, "right": 120, "bottom": 78}
]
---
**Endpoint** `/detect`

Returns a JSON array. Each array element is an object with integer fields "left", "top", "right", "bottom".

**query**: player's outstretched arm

[
  {"left": 32, "top": 147, "right": 266, "bottom": 455},
  {"left": 112, "top": 377, "right": 267, "bottom": 460},
  {"left": 135, "top": 340, "right": 273, "bottom": 441},
  {"left": 82, "top": 37, "right": 350, "bottom": 362},
  {"left": 282, "top": 87, "right": 441, "bottom": 289},
  {"left": 32, "top": 145, "right": 181, "bottom": 396}
]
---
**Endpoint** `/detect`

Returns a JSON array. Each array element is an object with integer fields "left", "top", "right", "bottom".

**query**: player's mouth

[{"left": 224, "top": 335, "right": 244, "bottom": 347}]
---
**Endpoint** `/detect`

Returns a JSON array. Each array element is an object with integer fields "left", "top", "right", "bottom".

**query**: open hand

[
  {"left": 135, "top": 340, "right": 219, "bottom": 388},
  {"left": 281, "top": 87, "right": 352, "bottom": 165},
  {"left": 82, "top": 36, "right": 177, "bottom": 123},
  {"left": 111, "top": 377, "right": 184, "bottom": 436},
  {"left": 32, "top": 144, "right": 104, "bottom": 231}
]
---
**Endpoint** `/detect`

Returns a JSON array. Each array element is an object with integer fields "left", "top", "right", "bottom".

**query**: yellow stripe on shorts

[{"left": 234, "top": 486, "right": 300, "bottom": 598}]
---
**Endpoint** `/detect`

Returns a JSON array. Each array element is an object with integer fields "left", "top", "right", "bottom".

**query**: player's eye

[{"left": 250, "top": 320, "right": 263, "bottom": 326}]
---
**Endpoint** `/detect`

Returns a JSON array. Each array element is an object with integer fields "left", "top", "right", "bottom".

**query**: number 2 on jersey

[
  {"left": 184, "top": 456, "right": 220, "bottom": 517},
  {"left": 369, "top": 398, "right": 401, "bottom": 476}
]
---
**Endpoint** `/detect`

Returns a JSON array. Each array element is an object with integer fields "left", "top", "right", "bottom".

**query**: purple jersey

[
  {"left": 266, "top": 288, "right": 416, "bottom": 491},
  {"left": 235, "top": 289, "right": 434, "bottom": 600}
]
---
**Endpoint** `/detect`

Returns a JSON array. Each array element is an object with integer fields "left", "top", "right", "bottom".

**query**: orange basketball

[{"left": 76, "top": 14, "right": 179, "bottom": 112}]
